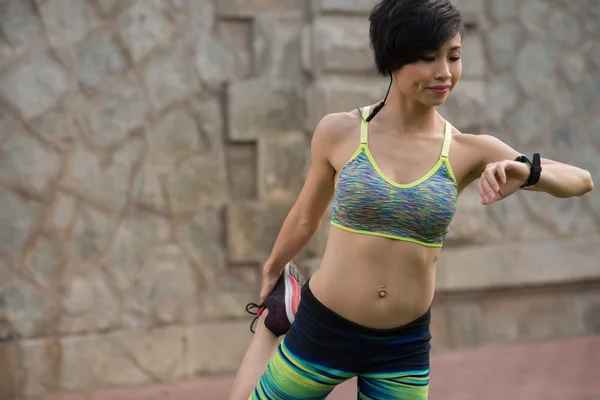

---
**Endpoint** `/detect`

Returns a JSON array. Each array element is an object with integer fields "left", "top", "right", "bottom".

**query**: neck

[{"left": 374, "top": 88, "right": 440, "bottom": 135}]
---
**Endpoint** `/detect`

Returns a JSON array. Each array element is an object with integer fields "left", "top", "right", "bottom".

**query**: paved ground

[{"left": 47, "top": 336, "right": 600, "bottom": 400}]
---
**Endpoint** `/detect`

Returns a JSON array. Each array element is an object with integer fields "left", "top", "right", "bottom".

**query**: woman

[{"left": 230, "top": 0, "right": 594, "bottom": 398}]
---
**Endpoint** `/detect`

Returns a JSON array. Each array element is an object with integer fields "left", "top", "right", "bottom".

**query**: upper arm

[{"left": 290, "top": 114, "right": 340, "bottom": 228}]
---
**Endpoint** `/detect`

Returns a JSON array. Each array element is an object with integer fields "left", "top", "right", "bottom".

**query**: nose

[{"left": 435, "top": 60, "right": 452, "bottom": 81}]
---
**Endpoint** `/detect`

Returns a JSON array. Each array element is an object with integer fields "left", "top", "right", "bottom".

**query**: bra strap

[
  {"left": 360, "top": 106, "right": 371, "bottom": 145},
  {"left": 441, "top": 121, "right": 452, "bottom": 159}
]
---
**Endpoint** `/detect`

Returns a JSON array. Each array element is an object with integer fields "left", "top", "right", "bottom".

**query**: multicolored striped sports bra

[{"left": 330, "top": 106, "right": 458, "bottom": 247}]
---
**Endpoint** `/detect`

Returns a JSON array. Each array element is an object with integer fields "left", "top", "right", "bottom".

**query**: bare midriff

[{"left": 309, "top": 225, "right": 441, "bottom": 329}]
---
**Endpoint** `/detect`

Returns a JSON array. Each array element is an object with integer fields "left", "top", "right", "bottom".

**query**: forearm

[
  {"left": 529, "top": 162, "right": 594, "bottom": 197},
  {"left": 263, "top": 209, "right": 319, "bottom": 276}
]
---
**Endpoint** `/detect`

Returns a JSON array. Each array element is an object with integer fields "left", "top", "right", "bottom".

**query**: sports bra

[{"left": 330, "top": 106, "right": 458, "bottom": 247}]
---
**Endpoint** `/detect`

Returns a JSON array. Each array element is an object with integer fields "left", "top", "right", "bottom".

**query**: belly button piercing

[{"left": 379, "top": 285, "right": 387, "bottom": 297}]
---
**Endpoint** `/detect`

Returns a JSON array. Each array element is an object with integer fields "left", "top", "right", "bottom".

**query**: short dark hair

[{"left": 369, "top": 0, "right": 464, "bottom": 75}]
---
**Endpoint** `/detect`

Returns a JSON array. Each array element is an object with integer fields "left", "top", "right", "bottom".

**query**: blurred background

[{"left": 0, "top": 0, "right": 599, "bottom": 399}]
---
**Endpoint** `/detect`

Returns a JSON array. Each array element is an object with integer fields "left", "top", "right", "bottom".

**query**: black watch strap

[{"left": 514, "top": 153, "right": 542, "bottom": 187}]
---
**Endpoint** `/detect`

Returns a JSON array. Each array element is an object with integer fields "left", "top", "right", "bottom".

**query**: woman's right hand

[{"left": 259, "top": 266, "right": 281, "bottom": 304}]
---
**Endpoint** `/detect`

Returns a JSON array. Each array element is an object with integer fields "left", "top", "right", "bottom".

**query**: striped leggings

[{"left": 250, "top": 282, "right": 431, "bottom": 399}]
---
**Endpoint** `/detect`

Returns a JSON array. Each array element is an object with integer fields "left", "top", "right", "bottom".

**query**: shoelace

[{"left": 245, "top": 302, "right": 266, "bottom": 333}]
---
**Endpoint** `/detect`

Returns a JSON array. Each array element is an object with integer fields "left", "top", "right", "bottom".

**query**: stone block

[
  {"left": 310, "top": 0, "right": 377, "bottom": 14},
  {"left": 258, "top": 131, "right": 310, "bottom": 202},
  {"left": 28, "top": 236, "right": 62, "bottom": 288},
  {"left": 253, "top": 14, "right": 303, "bottom": 79},
  {"left": 574, "top": 292, "right": 600, "bottom": 334},
  {"left": 67, "top": 139, "right": 144, "bottom": 210},
  {"left": 488, "top": 0, "right": 518, "bottom": 22},
  {"left": 186, "top": 321, "right": 252, "bottom": 375},
  {"left": 59, "top": 327, "right": 186, "bottom": 392},
  {"left": 83, "top": 77, "right": 150, "bottom": 146},
  {"left": 95, "top": 0, "right": 120, "bottom": 15},
  {"left": 0, "top": 130, "right": 60, "bottom": 191},
  {"left": 217, "top": 20, "right": 253, "bottom": 80},
  {"left": 0, "top": 51, "right": 68, "bottom": 119},
  {"left": 149, "top": 109, "right": 200, "bottom": 163},
  {"left": 441, "top": 302, "right": 483, "bottom": 348},
  {"left": 200, "top": 267, "right": 259, "bottom": 319},
  {"left": 227, "top": 201, "right": 293, "bottom": 263},
  {"left": 436, "top": 238, "right": 600, "bottom": 292},
  {"left": 167, "top": 153, "right": 228, "bottom": 211},
  {"left": 479, "top": 293, "right": 581, "bottom": 345},
  {"left": 0, "top": 188, "right": 37, "bottom": 254},
  {"left": 307, "top": 76, "right": 389, "bottom": 130},
  {"left": 445, "top": 185, "right": 486, "bottom": 243},
  {"left": 0, "top": 281, "right": 57, "bottom": 338},
  {"left": 117, "top": 0, "right": 171, "bottom": 62},
  {"left": 307, "top": 16, "right": 373, "bottom": 74},
  {"left": 76, "top": 31, "right": 128, "bottom": 90},
  {"left": 515, "top": 40, "right": 559, "bottom": 96},
  {"left": 548, "top": 8, "right": 581, "bottom": 46},
  {"left": 39, "top": 0, "right": 100, "bottom": 47},
  {"left": 461, "top": 32, "right": 485, "bottom": 78},
  {"left": 514, "top": 97, "right": 553, "bottom": 146},
  {"left": 438, "top": 80, "right": 485, "bottom": 130},
  {"left": 194, "top": 35, "right": 235, "bottom": 88},
  {"left": 486, "top": 22, "right": 525, "bottom": 71},
  {"left": 576, "top": 73, "right": 600, "bottom": 117},
  {"left": 227, "top": 143, "right": 258, "bottom": 201},
  {"left": 0, "top": 0, "right": 41, "bottom": 48},
  {"left": 218, "top": 0, "right": 301, "bottom": 17},
  {"left": 228, "top": 78, "right": 305, "bottom": 141},
  {"left": 190, "top": 95, "right": 225, "bottom": 154},
  {"left": 486, "top": 73, "right": 519, "bottom": 126},
  {"left": 519, "top": 0, "right": 552, "bottom": 35},
  {"left": 144, "top": 51, "right": 197, "bottom": 109},
  {"left": 451, "top": 0, "right": 485, "bottom": 24},
  {"left": 34, "top": 112, "right": 79, "bottom": 144}
]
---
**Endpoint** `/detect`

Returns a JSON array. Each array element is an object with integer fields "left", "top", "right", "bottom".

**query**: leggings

[{"left": 250, "top": 281, "right": 432, "bottom": 399}]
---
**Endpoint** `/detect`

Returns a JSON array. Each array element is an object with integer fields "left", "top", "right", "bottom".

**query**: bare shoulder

[
  {"left": 311, "top": 110, "right": 361, "bottom": 149},
  {"left": 452, "top": 131, "right": 507, "bottom": 151}
]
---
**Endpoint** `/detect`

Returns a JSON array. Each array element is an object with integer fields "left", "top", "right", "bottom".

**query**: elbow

[{"left": 576, "top": 171, "right": 594, "bottom": 196}]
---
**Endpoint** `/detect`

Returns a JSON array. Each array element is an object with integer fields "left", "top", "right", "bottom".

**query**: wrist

[{"left": 262, "top": 259, "right": 282, "bottom": 278}]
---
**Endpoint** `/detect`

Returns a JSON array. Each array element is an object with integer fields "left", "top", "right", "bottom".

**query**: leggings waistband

[{"left": 299, "top": 279, "right": 431, "bottom": 338}]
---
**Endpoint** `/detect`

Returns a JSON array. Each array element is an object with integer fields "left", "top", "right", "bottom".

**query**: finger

[
  {"left": 495, "top": 163, "right": 507, "bottom": 184},
  {"left": 484, "top": 167, "right": 500, "bottom": 192},
  {"left": 479, "top": 175, "right": 495, "bottom": 204}
]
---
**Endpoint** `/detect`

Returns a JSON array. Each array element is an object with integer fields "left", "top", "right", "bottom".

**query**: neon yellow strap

[
  {"left": 360, "top": 106, "right": 370, "bottom": 144},
  {"left": 441, "top": 121, "right": 452, "bottom": 158}
]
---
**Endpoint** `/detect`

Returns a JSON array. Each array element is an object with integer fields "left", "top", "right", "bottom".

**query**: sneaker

[{"left": 245, "top": 261, "right": 305, "bottom": 337}]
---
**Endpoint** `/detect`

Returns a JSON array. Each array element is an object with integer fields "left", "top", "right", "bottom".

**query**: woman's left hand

[{"left": 478, "top": 160, "right": 530, "bottom": 205}]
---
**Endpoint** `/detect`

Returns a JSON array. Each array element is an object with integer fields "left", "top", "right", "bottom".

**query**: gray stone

[
  {"left": 575, "top": 292, "right": 600, "bottom": 334},
  {"left": 96, "top": 0, "right": 120, "bottom": 14},
  {"left": 0, "top": 282, "right": 55, "bottom": 337},
  {"left": 592, "top": 43, "right": 600, "bottom": 69},
  {"left": 589, "top": 115, "right": 600, "bottom": 148},
  {"left": 228, "top": 78, "right": 305, "bottom": 141},
  {"left": 576, "top": 76, "right": 600, "bottom": 116},
  {"left": 488, "top": 0, "right": 518, "bottom": 21},
  {"left": 0, "top": 51, "right": 68, "bottom": 119},
  {"left": 71, "top": 207, "right": 112, "bottom": 264},
  {"left": 149, "top": 109, "right": 200, "bottom": 162},
  {"left": 76, "top": 31, "right": 128, "bottom": 90},
  {"left": 487, "top": 22, "right": 525, "bottom": 70},
  {"left": 51, "top": 193, "right": 77, "bottom": 231},
  {"left": 39, "top": 0, "right": 101, "bottom": 47},
  {"left": 572, "top": 147, "right": 600, "bottom": 216},
  {"left": 167, "top": 154, "right": 228, "bottom": 211},
  {"left": 15, "top": 338, "right": 62, "bottom": 397},
  {"left": 218, "top": 0, "right": 301, "bottom": 17},
  {"left": 70, "top": 139, "right": 143, "bottom": 209},
  {"left": 217, "top": 20, "right": 253, "bottom": 80},
  {"left": 227, "top": 201, "right": 293, "bottom": 263},
  {"left": 0, "top": 130, "right": 60, "bottom": 191},
  {"left": 549, "top": 80, "right": 575, "bottom": 120},
  {"left": 179, "top": 1, "right": 215, "bottom": 46},
  {"left": 254, "top": 15, "right": 304, "bottom": 79},
  {"left": 34, "top": 112, "right": 78, "bottom": 143},
  {"left": 194, "top": 35, "right": 235, "bottom": 88},
  {"left": 438, "top": 80, "right": 485, "bottom": 130},
  {"left": 190, "top": 95, "right": 224, "bottom": 153},
  {"left": 548, "top": 8, "right": 580, "bottom": 46},
  {"left": 560, "top": 52, "right": 586, "bottom": 85},
  {"left": 452, "top": 0, "right": 485, "bottom": 24},
  {"left": 129, "top": 246, "right": 198, "bottom": 323},
  {"left": 514, "top": 98, "right": 553, "bottom": 146},
  {"left": 0, "top": 188, "right": 36, "bottom": 255},
  {"left": 486, "top": 73, "right": 519, "bottom": 125},
  {"left": 514, "top": 40, "right": 558, "bottom": 95},
  {"left": 488, "top": 192, "right": 552, "bottom": 240},
  {"left": 144, "top": 51, "right": 196, "bottom": 109},
  {"left": 461, "top": 33, "right": 485, "bottom": 78},
  {"left": 84, "top": 78, "right": 150, "bottom": 146},
  {"left": 446, "top": 186, "right": 487, "bottom": 243},
  {"left": 0, "top": 0, "right": 41, "bottom": 48},
  {"left": 258, "top": 131, "right": 309, "bottom": 202},
  {"left": 131, "top": 162, "right": 163, "bottom": 207},
  {"left": 310, "top": 0, "right": 377, "bottom": 14},
  {"left": 117, "top": 0, "right": 171, "bottom": 62},
  {"left": 29, "top": 237, "right": 62, "bottom": 287},
  {"left": 201, "top": 267, "right": 259, "bottom": 319},
  {"left": 309, "top": 16, "right": 372, "bottom": 74},
  {"left": 187, "top": 321, "right": 253, "bottom": 375},
  {"left": 519, "top": 0, "right": 551, "bottom": 34},
  {"left": 105, "top": 216, "right": 169, "bottom": 288},
  {"left": 226, "top": 143, "right": 258, "bottom": 201},
  {"left": 551, "top": 120, "right": 580, "bottom": 157}
]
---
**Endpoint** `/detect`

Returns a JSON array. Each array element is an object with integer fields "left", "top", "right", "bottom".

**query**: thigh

[
  {"left": 250, "top": 339, "right": 353, "bottom": 400},
  {"left": 357, "top": 369, "right": 430, "bottom": 400}
]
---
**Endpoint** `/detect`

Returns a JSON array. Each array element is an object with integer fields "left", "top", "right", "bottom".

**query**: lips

[
  {"left": 428, "top": 86, "right": 450, "bottom": 95},
  {"left": 428, "top": 86, "right": 450, "bottom": 90}
]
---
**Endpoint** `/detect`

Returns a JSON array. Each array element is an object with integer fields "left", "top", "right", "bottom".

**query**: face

[{"left": 392, "top": 34, "right": 463, "bottom": 107}]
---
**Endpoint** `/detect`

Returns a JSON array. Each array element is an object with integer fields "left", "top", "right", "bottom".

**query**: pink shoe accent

[{"left": 287, "top": 275, "right": 301, "bottom": 316}]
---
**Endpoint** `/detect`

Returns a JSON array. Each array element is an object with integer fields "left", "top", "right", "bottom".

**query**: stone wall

[{"left": 0, "top": 0, "right": 598, "bottom": 398}]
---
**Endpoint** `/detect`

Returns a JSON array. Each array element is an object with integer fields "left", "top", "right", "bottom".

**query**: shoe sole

[{"left": 284, "top": 262, "right": 302, "bottom": 324}]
